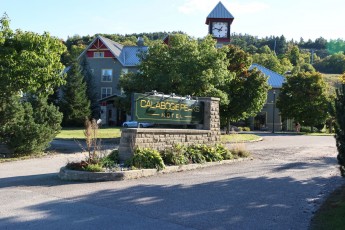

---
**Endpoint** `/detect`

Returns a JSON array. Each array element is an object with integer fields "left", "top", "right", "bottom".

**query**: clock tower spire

[{"left": 206, "top": 1, "right": 234, "bottom": 47}]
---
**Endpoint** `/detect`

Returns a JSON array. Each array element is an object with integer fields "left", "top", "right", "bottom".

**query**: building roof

[
  {"left": 249, "top": 63, "right": 285, "bottom": 88},
  {"left": 206, "top": 1, "right": 234, "bottom": 24},
  {"left": 79, "top": 35, "right": 148, "bottom": 67},
  {"left": 119, "top": 46, "right": 148, "bottom": 66}
]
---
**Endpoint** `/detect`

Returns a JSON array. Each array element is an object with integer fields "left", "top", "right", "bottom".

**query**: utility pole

[{"left": 272, "top": 90, "right": 276, "bottom": 133}]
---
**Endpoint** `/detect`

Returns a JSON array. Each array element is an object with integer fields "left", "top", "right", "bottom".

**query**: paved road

[{"left": 0, "top": 135, "right": 344, "bottom": 230}]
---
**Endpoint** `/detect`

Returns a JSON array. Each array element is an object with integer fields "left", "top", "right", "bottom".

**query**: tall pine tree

[
  {"left": 60, "top": 61, "right": 90, "bottom": 126},
  {"left": 80, "top": 56, "right": 100, "bottom": 119}
]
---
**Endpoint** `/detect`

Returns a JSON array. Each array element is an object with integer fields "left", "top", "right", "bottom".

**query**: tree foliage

[
  {"left": 314, "top": 52, "right": 345, "bottom": 74},
  {"left": 252, "top": 46, "right": 292, "bottom": 74},
  {"left": 276, "top": 71, "right": 329, "bottom": 127},
  {"left": 0, "top": 14, "right": 65, "bottom": 154},
  {"left": 327, "top": 39, "right": 345, "bottom": 55},
  {"left": 0, "top": 96, "right": 62, "bottom": 154},
  {"left": 59, "top": 60, "right": 90, "bottom": 126},
  {"left": 334, "top": 76, "right": 345, "bottom": 176},
  {"left": 80, "top": 56, "right": 100, "bottom": 119},
  {"left": 220, "top": 45, "right": 270, "bottom": 131},
  {"left": 0, "top": 14, "right": 67, "bottom": 100},
  {"left": 120, "top": 34, "right": 232, "bottom": 105}
]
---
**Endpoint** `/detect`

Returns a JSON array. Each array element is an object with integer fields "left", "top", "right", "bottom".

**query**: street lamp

[{"left": 272, "top": 90, "right": 276, "bottom": 133}]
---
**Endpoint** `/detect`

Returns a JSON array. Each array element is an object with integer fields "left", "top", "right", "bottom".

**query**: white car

[{"left": 122, "top": 121, "right": 154, "bottom": 128}]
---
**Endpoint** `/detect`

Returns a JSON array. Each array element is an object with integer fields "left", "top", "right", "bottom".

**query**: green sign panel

[{"left": 132, "top": 93, "right": 204, "bottom": 124}]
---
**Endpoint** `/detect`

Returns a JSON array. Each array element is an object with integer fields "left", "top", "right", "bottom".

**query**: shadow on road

[
  {"left": 0, "top": 156, "right": 343, "bottom": 229},
  {"left": 273, "top": 157, "right": 338, "bottom": 173},
  {"left": 0, "top": 173, "right": 86, "bottom": 189}
]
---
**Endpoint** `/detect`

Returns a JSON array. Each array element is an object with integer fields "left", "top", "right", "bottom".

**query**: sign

[{"left": 132, "top": 93, "right": 204, "bottom": 124}]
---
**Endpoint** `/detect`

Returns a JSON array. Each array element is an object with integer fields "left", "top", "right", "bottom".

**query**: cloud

[{"left": 178, "top": 0, "right": 270, "bottom": 15}]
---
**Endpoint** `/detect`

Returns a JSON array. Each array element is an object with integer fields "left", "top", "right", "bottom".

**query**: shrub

[
  {"left": 215, "top": 144, "right": 233, "bottom": 160},
  {"left": 231, "top": 143, "right": 250, "bottom": 158},
  {"left": 0, "top": 96, "right": 62, "bottom": 155},
  {"left": 84, "top": 163, "right": 104, "bottom": 172},
  {"left": 161, "top": 144, "right": 189, "bottom": 165},
  {"left": 100, "top": 150, "right": 120, "bottom": 168},
  {"left": 66, "top": 161, "right": 88, "bottom": 171},
  {"left": 185, "top": 145, "right": 206, "bottom": 164},
  {"left": 65, "top": 160, "right": 104, "bottom": 172},
  {"left": 198, "top": 144, "right": 223, "bottom": 162},
  {"left": 126, "top": 148, "right": 165, "bottom": 170}
]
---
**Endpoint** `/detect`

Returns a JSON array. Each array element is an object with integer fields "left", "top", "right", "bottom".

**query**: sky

[{"left": 1, "top": 0, "right": 345, "bottom": 41}]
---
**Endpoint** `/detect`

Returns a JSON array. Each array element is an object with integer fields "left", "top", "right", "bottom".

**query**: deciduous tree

[
  {"left": 0, "top": 14, "right": 66, "bottom": 154},
  {"left": 277, "top": 71, "right": 329, "bottom": 128},
  {"left": 120, "top": 34, "right": 231, "bottom": 105},
  {"left": 0, "top": 14, "right": 66, "bottom": 100},
  {"left": 220, "top": 45, "right": 270, "bottom": 133}
]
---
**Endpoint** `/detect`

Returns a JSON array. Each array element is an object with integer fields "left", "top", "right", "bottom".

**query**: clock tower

[{"left": 206, "top": 1, "right": 234, "bottom": 47}]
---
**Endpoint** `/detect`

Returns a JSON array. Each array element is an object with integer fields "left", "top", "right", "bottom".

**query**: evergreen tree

[
  {"left": 60, "top": 60, "right": 90, "bottom": 126},
  {"left": 0, "top": 14, "right": 65, "bottom": 155},
  {"left": 80, "top": 56, "right": 100, "bottom": 119},
  {"left": 0, "top": 95, "right": 63, "bottom": 155}
]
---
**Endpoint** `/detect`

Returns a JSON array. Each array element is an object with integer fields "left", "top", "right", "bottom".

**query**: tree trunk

[{"left": 226, "top": 118, "right": 231, "bottom": 134}]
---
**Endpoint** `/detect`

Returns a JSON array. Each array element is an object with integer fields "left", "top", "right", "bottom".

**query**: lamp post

[{"left": 272, "top": 90, "right": 276, "bottom": 133}]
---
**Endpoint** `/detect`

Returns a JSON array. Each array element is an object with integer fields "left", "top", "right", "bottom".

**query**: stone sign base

[
  {"left": 119, "top": 97, "right": 221, "bottom": 161},
  {"left": 119, "top": 128, "right": 220, "bottom": 160}
]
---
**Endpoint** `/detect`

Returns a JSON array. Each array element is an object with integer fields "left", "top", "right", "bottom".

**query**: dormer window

[{"left": 94, "top": 52, "right": 104, "bottom": 58}]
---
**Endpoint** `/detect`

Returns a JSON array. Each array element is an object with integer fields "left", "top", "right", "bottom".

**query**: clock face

[{"left": 211, "top": 22, "right": 228, "bottom": 38}]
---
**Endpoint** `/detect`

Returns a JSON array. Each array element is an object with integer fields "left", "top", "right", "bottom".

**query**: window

[
  {"left": 101, "top": 87, "right": 112, "bottom": 98},
  {"left": 94, "top": 52, "right": 104, "bottom": 58},
  {"left": 102, "top": 69, "right": 112, "bottom": 82},
  {"left": 121, "top": 68, "right": 128, "bottom": 74}
]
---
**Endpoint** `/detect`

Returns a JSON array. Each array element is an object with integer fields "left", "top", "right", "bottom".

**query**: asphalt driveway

[{"left": 0, "top": 135, "right": 344, "bottom": 230}]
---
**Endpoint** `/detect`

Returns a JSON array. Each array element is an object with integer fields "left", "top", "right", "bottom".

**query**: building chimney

[{"left": 137, "top": 37, "right": 144, "bottom": 46}]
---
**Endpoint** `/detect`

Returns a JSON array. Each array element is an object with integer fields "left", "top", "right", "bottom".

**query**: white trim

[
  {"left": 101, "top": 87, "right": 112, "bottom": 99},
  {"left": 94, "top": 52, "right": 104, "bottom": 58},
  {"left": 101, "top": 69, "right": 113, "bottom": 82}
]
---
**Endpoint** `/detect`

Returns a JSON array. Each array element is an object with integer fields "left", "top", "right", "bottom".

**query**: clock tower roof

[{"left": 206, "top": 1, "right": 234, "bottom": 24}]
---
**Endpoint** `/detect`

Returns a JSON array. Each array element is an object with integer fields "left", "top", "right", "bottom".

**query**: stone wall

[{"left": 119, "top": 97, "right": 220, "bottom": 160}]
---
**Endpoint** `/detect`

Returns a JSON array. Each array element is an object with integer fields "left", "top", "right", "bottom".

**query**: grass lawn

[
  {"left": 310, "top": 185, "right": 345, "bottom": 230},
  {"left": 221, "top": 133, "right": 262, "bottom": 143},
  {"left": 56, "top": 127, "right": 122, "bottom": 139},
  {"left": 303, "top": 132, "right": 334, "bottom": 136}
]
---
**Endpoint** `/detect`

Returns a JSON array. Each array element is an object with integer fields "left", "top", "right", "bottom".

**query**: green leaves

[
  {"left": 220, "top": 45, "right": 270, "bottom": 124},
  {"left": 120, "top": 34, "right": 230, "bottom": 104},
  {"left": 0, "top": 15, "right": 67, "bottom": 99},
  {"left": 277, "top": 71, "right": 329, "bottom": 127}
]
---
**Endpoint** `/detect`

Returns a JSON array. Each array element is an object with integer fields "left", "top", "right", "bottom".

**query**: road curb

[{"left": 58, "top": 157, "right": 252, "bottom": 182}]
